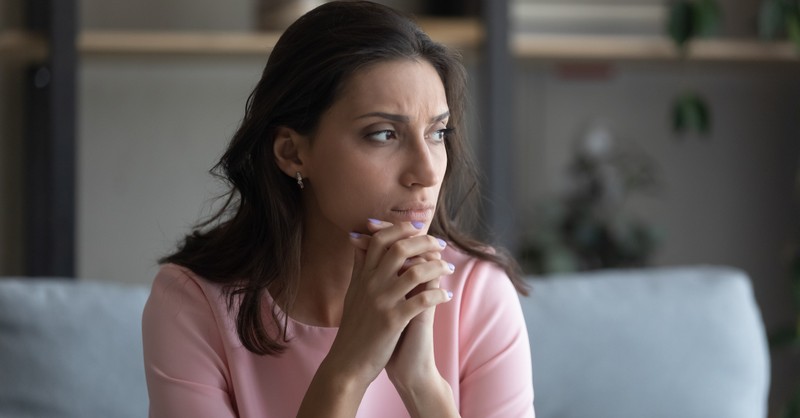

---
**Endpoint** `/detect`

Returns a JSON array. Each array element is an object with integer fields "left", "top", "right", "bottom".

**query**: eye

[
  {"left": 366, "top": 130, "right": 397, "bottom": 142},
  {"left": 430, "top": 128, "right": 453, "bottom": 143}
]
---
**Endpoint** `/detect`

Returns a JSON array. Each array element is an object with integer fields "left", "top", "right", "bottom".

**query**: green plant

[
  {"left": 760, "top": 2, "right": 800, "bottom": 409},
  {"left": 518, "top": 127, "right": 661, "bottom": 275},
  {"left": 666, "top": 0, "right": 722, "bottom": 136},
  {"left": 668, "top": 0, "right": 723, "bottom": 48},
  {"left": 772, "top": 235, "right": 800, "bottom": 418},
  {"left": 759, "top": 0, "right": 800, "bottom": 48}
]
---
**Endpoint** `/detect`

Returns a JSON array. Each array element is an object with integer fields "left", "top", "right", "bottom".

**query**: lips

[{"left": 390, "top": 204, "right": 435, "bottom": 222}]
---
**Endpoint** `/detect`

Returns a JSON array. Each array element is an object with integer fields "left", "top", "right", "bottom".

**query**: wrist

[
  {"left": 393, "top": 373, "right": 458, "bottom": 418},
  {"left": 317, "top": 355, "right": 372, "bottom": 396},
  {"left": 297, "top": 359, "right": 371, "bottom": 418}
]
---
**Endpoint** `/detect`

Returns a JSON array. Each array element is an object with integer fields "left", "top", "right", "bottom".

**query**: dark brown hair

[{"left": 161, "top": 0, "right": 527, "bottom": 355}]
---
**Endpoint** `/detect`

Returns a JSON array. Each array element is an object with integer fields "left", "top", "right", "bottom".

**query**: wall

[
  {"left": 74, "top": 0, "right": 438, "bottom": 284},
  {"left": 0, "top": 0, "right": 798, "bottom": 413},
  {"left": 514, "top": 61, "right": 800, "bottom": 325},
  {"left": 512, "top": 60, "right": 800, "bottom": 415}
]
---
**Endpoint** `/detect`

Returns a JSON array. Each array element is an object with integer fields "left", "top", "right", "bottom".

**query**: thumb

[{"left": 350, "top": 237, "right": 366, "bottom": 282}]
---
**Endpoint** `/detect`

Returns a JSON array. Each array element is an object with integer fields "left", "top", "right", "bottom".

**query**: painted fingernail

[
  {"left": 436, "top": 238, "right": 447, "bottom": 248},
  {"left": 368, "top": 218, "right": 383, "bottom": 225},
  {"left": 411, "top": 221, "right": 425, "bottom": 229},
  {"left": 446, "top": 290, "right": 453, "bottom": 299},
  {"left": 447, "top": 262, "right": 455, "bottom": 272},
  {"left": 349, "top": 232, "right": 361, "bottom": 239}
]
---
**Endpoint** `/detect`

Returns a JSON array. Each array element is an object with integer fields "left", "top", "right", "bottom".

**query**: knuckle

[
  {"left": 383, "top": 309, "right": 406, "bottom": 329},
  {"left": 388, "top": 240, "right": 411, "bottom": 258},
  {"left": 404, "top": 266, "right": 423, "bottom": 283},
  {"left": 370, "top": 233, "right": 392, "bottom": 251},
  {"left": 417, "top": 291, "right": 437, "bottom": 306}
]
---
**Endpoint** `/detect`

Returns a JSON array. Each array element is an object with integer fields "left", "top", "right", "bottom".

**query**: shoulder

[
  {"left": 441, "top": 246, "right": 523, "bottom": 332},
  {"left": 149, "top": 263, "right": 225, "bottom": 301},
  {"left": 144, "top": 264, "right": 230, "bottom": 329},
  {"left": 442, "top": 246, "right": 519, "bottom": 302}
]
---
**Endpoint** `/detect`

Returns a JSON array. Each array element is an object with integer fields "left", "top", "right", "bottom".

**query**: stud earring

[{"left": 295, "top": 171, "right": 305, "bottom": 189}]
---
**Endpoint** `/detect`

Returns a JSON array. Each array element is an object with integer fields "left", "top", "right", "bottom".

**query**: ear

[{"left": 273, "top": 126, "right": 309, "bottom": 178}]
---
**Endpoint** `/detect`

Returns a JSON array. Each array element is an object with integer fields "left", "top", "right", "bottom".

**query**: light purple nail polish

[
  {"left": 411, "top": 221, "right": 425, "bottom": 229},
  {"left": 368, "top": 218, "right": 382, "bottom": 225},
  {"left": 437, "top": 238, "right": 447, "bottom": 248},
  {"left": 447, "top": 262, "right": 455, "bottom": 272},
  {"left": 446, "top": 290, "right": 453, "bottom": 299},
  {"left": 349, "top": 232, "right": 361, "bottom": 239}
]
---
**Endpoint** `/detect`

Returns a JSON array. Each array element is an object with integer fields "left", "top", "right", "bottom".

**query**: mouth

[{"left": 389, "top": 205, "right": 435, "bottom": 222}]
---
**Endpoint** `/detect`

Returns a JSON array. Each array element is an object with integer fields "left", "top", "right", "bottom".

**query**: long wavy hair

[{"left": 161, "top": 0, "right": 527, "bottom": 355}]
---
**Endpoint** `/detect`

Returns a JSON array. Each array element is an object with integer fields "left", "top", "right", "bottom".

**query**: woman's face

[{"left": 301, "top": 58, "right": 449, "bottom": 236}]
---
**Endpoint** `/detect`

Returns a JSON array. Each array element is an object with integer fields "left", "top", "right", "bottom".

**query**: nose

[{"left": 399, "top": 134, "right": 443, "bottom": 188}]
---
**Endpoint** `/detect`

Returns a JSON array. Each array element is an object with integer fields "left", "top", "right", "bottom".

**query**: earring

[{"left": 295, "top": 171, "right": 305, "bottom": 189}]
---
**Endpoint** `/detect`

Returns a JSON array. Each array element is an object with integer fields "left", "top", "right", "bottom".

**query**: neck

[{"left": 289, "top": 214, "right": 355, "bottom": 327}]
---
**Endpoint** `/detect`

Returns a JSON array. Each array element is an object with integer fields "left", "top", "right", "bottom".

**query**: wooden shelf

[
  {"left": 513, "top": 34, "right": 800, "bottom": 62},
  {"left": 0, "top": 30, "right": 48, "bottom": 62},
  {"left": 79, "top": 31, "right": 282, "bottom": 56},
  {"left": 11, "top": 25, "right": 797, "bottom": 63},
  {"left": 77, "top": 18, "right": 484, "bottom": 56}
]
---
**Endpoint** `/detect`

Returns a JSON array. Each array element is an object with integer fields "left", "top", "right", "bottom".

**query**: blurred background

[{"left": 1, "top": 0, "right": 798, "bottom": 415}]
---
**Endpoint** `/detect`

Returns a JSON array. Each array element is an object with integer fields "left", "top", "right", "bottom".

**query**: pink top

[{"left": 142, "top": 246, "right": 535, "bottom": 418}]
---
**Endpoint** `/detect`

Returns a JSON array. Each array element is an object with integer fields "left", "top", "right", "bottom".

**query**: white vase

[{"left": 258, "top": 0, "right": 327, "bottom": 31}]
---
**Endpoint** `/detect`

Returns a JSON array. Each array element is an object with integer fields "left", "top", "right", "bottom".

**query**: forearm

[
  {"left": 296, "top": 360, "right": 369, "bottom": 418},
  {"left": 394, "top": 375, "right": 460, "bottom": 418}
]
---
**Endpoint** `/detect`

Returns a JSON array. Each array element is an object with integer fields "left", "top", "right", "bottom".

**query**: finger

[
  {"left": 349, "top": 233, "right": 367, "bottom": 283},
  {"left": 399, "top": 256, "right": 425, "bottom": 275},
  {"left": 371, "top": 235, "right": 448, "bottom": 281},
  {"left": 351, "top": 237, "right": 444, "bottom": 260},
  {"left": 363, "top": 221, "right": 426, "bottom": 271},
  {"left": 366, "top": 218, "right": 394, "bottom": 233},
  {"left": 404, "top": 277, "right": 440, "bottom": 299},
  {"left": 399, "top": 288, "right": 453, "bottom": 319},
  {"left": 349, "top": 231, "right": 370, "bottom": 251},
  {"left": 347, "top": 219, "right": 393, "bottom": 252},
  {"left": 386, "top": 259, "right": 454, "bottom": 301}
]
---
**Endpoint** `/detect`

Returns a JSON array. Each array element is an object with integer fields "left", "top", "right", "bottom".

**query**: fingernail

[
  {"left": 447, "top": 262, "right": 455, "bottom": 272},
  {"left": 411, "top": 221, "right": 425, "bottom": 229},
  {"left": 349, "top": 232, "right": 361, "bottom": 239},
  {"left": 436, "top": 238, "right": 447, "bottom": 248},
  {"left": 446, "top": 290, "right": 453, "bottom": 299},
  {"left": 368, "top": 218, "right": 383, "bottom": 225}
]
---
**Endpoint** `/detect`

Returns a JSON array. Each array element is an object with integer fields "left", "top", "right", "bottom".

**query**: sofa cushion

[
  {"left": 520, "top": 266, "right": 770, "bottom": 418},
  {"left": 0, "top": 278, "right": 150, "bottom": 418}
]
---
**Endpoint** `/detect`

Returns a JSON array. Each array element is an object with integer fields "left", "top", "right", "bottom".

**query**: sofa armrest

[
  {"left": 0, "top": 278, "right": 150, "bottom": 418},
  {"left": 520, "top": 266, "right": 770, "bottom": 418}
]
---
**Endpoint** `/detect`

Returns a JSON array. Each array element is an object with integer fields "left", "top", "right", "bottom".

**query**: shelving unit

[
  {"left": 4, "top": 29, "right": 782, "bottom": 63},
  {"left": 0, "top": 30, "right": 48, "bottom": 62},
  {"left": 77, "top": 18, "right": 483, "bottom": 56},
  {"left": 16, "top": 0, "right": 795, "bottom": 276},
  {"left": 11, "top": 2, "right": 512, "bottom": 275},
  {"left": 7, "top": 23, "right": 797, "bottom": 62},
  {"left": 513, "top": 34, "right": 800, "bottom": 62}
]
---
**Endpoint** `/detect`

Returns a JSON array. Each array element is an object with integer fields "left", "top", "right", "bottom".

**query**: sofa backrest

[
  {"left": 0, "top": 278, "right": 150, "bottom": 418},
  {"left": 520, "top": 266, "right": 770, "bottom": 418},
  {"left": 0, "top": 265, "right": 771, "bottom": 418}
]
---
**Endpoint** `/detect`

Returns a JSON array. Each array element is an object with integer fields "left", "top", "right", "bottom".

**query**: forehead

[{"left": 334, "top": 59, "right": 448, "bottom": 116}]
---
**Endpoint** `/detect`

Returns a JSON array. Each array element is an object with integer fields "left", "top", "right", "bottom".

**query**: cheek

[
  {"left": 436, "top": 148, "right": 448, "bottom": 181},
  {"left": 311, "top": 159, "right": 390, "bottom": 221}
]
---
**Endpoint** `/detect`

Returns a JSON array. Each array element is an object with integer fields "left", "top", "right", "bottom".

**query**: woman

[{"left": 142, "top": 1, "right": 535, "bottom": 417}]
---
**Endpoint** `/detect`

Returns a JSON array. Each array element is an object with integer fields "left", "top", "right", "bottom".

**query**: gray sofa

[{"left": 0, "top": 266, "right": 770, "bottom": 418}]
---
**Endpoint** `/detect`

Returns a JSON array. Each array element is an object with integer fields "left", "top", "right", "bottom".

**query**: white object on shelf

[{"left": 511, "top": 2, "right": 667, "bottom": 35}]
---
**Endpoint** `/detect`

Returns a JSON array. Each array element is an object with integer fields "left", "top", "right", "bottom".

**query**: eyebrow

[{"left": 356, "top": 111, "right": 450, "bottom": 124}]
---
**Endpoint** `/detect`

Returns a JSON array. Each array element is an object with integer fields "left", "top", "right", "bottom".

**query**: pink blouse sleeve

[
  {"left": 141, "top": 265, "right": 238, "bottom": 418},
  {"left": 458, "top": 261, "right": 535, "bottom": 418}
]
